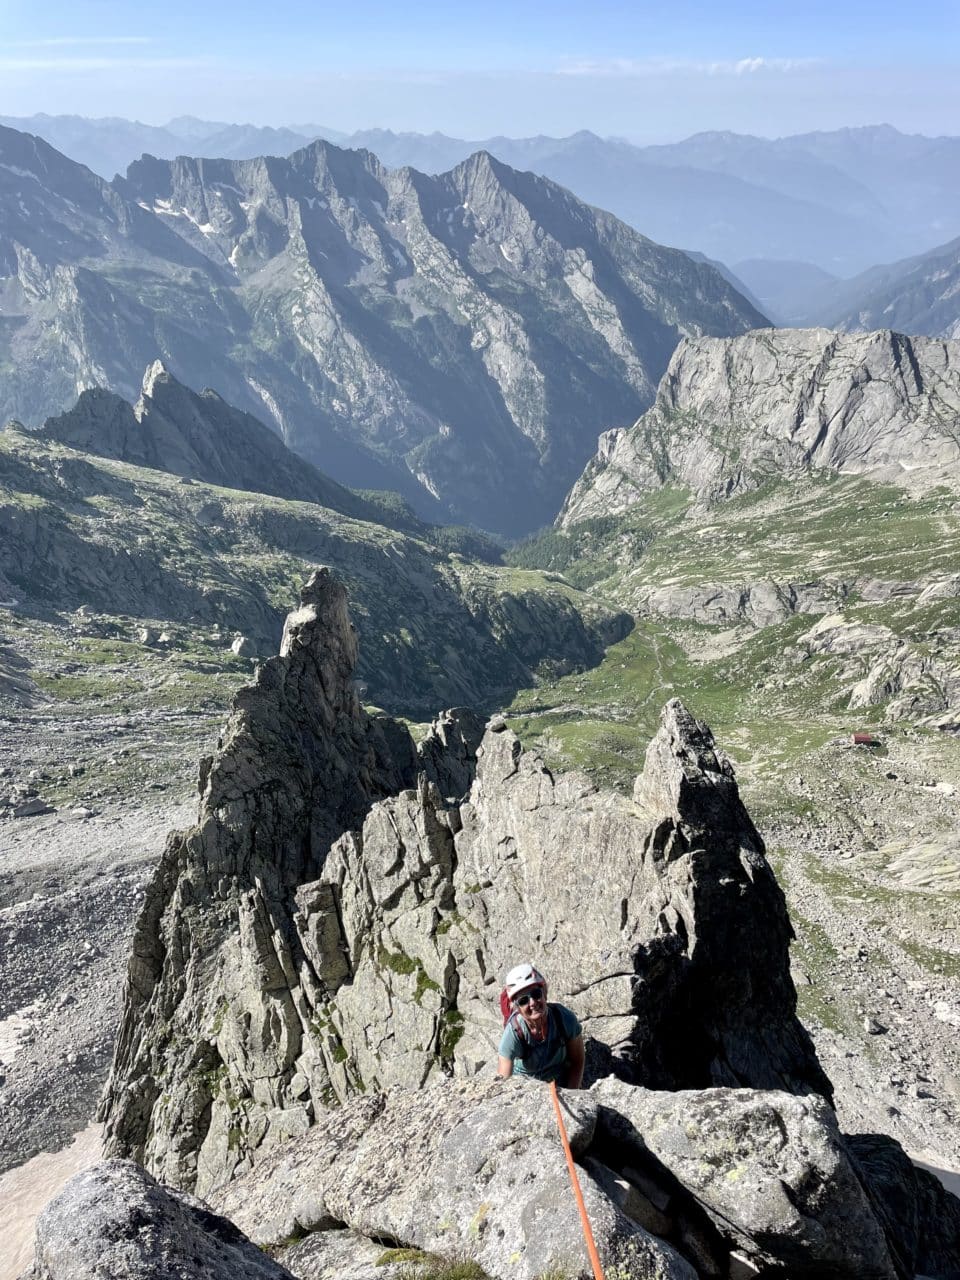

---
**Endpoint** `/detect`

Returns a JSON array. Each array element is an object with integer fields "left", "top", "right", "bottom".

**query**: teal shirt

[{"left": 498, "top": 1003, "right": 582, "bottom": 1082}]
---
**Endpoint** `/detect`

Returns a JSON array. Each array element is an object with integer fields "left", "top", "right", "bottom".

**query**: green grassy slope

[
  {"left": 0, "top": 428, "right": 628, "bottom": 721},
  {"left": 507, "top": 474, "right": 960, "bottom": 790}
]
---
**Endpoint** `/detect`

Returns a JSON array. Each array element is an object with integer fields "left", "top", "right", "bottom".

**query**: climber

[{"left": 496, "top": 962, "right": 585, "bottom": 1087}]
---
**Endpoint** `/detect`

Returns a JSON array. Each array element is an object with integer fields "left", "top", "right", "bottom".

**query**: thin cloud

[
  {"left": 556, "top": 56, "right": 824, "bottom": 77},
  {"left": 0, "top": 56, "right": 211, "bottom": 72},
  {"left": 3, "top": 36, "right": 153, "bottom": 48}
]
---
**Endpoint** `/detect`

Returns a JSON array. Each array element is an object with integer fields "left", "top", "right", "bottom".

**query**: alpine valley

[{"left": 1, "top": 118, "right": 959, "bottom": 1280}]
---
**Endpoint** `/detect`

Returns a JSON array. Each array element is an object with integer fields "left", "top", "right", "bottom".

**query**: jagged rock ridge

[
  {"left": 561, "top": 327, "right": 960, "bottom": 525},
  {"left": 0, "top": 122, "right": 766, "bottom": 534},
  {"left": 101, "top": 569, "right": 828, "bottom": 1198},
  {"left": 31, "top": 361, "right": 371, "bottom": 517},
  {"left": 13, "top": 116, "right": 956, "bottom": 274}
]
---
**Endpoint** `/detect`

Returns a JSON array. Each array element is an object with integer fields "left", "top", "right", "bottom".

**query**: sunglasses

[{"left": 514, "top": 987, "right": 545, "bottom": 1007}]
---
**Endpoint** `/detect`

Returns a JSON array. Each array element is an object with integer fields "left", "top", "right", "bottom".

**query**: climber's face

[{"left": 513, "top": 985, "right": 546, "bottom": 1028}]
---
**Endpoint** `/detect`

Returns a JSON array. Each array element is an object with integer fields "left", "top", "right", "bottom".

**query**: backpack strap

[
  {"left": 548, "top": 1002, "right": 561, "bottom": 1042},
  {"left": 508, "top": 1008, "right": 531, "bottom": 1060}
]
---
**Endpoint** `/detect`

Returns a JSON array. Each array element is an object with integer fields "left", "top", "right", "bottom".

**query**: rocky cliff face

[
  {"left": 98, "top": 570, "right": 419, "bottom": 1190},
  {"left": 210, "top": 1078, "right": 898, "bottom": 1280},
  {"left": 100, "top": 570, "right": 827, "bottom": 1198},
  {"left": 0, "top": 123, "right": 766, "bottom": 534},
  {"left": 561, "top": 327, "right": 960, "bottom": 525}
]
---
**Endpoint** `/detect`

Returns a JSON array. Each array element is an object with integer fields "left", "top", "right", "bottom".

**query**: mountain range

[
  {"left": 0, "top": 122, "right": 765, "bottom": 535},
  {"left": 6, "top": 115, "right": 959, "bottom": 277},
  {"left": 6, "top": 87, "right": 960, "bottom": 1280},
  {"left": 0, "top": 114, "right": 345, "bottom": 188}
]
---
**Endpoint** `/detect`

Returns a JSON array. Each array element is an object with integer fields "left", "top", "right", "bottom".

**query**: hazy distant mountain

[
  {"left": 516, "top": 135, "right": 901, "bottom": 273},
  {"left": 342, "top": 128, "right": 906, "bottom": 272},
  {"left": 164, "top": 116, "right": 234, "bottom": 140},
  {"left": 0, "top": 124, "right": 764, "bottom": 535},
  {"left": 730, "top": 259, "right": 840, "bottom": 325},
  {"left": 347, "top": 129, "right": 475, "bottom": 173},
  {"left": 800, "top": 235, "right": 960, "bottom": 339},
  {"left": 190, "top": 124, "right": 328, "bottom": 162},
  {"left": 0, "top": 113, "right": 334, "bottom": 180},
  {"left": 638, "top": 130, "right": 886, "bottom": 222},
  {"left": 788, "top": 125, "right": 960, "bottom": 245},
  {"left": 0, "top": 113, "right": 186, "bottom": 183}
]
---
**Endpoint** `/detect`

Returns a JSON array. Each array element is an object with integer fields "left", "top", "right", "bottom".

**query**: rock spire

[{"left": 102, "top": 572, "right": 827, "bottom": 1197}]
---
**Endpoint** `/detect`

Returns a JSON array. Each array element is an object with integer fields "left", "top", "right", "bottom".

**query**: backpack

[{"left": 499, "top": 987, "right": 560, "bottom": 1063}]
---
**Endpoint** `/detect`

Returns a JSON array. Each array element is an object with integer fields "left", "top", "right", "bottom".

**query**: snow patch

[
  {"left": 0, "top": 164, "right": 38, "bottom": 181},
  {"left": 0, "top": 1122, "right": 104, "bottom": 1280},
  {"left": 246, "top": 377, "right": 284, "bottom": 430}
]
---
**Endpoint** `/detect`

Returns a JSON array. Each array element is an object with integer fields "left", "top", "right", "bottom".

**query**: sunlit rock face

[
  {"left": 101, "top": 570, "right": 827, "bottom": 1198},
  {"left": 561, "top": 327, "right": 960, "bottom": 525}
]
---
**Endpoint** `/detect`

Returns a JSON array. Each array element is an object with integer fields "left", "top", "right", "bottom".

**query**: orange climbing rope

[{"left": 549, "top": 1081, "right": 606, "bottom": 1280}]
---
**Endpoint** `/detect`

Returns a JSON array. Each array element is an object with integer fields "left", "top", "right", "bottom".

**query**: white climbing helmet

[{"left": 504, "top": 962, "right": 547, "bottom": 999}]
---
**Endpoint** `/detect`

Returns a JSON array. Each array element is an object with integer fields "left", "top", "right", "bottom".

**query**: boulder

[
  {"left": 22, "top": 1158, "right": 294, "bottom": 1280},
  {"left": 592, "top": 1079, "right": 899, "bottom": 1279},
  {"left": 846, "top": 1133, "right": 960, "bottom": 1280},
  {"left": 12, "top": 797, "right": 55, "bottom": 818},
  {"left": 35, "top": 1079, "right": 920, "bottom": 1280},
  {"left": 212, "top": 1077, "right": 695, "bottom": 1280},
  {"left": 278, "top": 1230, "right": 411, "bottom": 1280}
]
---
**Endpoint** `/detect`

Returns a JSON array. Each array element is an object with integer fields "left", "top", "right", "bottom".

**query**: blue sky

[{"left": 2, "top": 0, "right": 958, "bottom": 138}]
